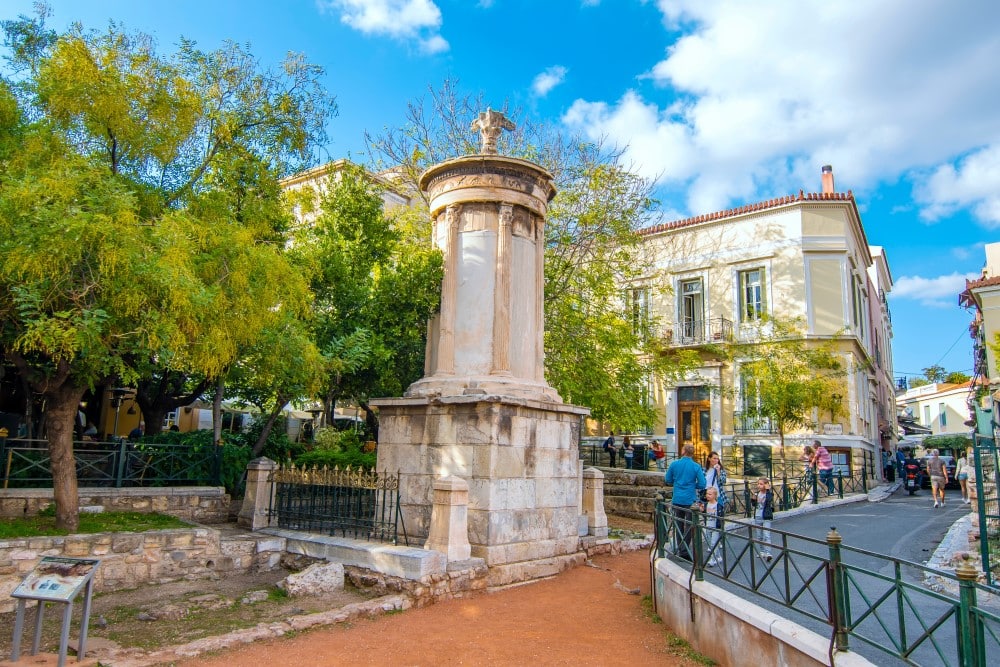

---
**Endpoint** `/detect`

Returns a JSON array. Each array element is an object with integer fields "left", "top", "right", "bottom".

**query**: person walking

[
  {"left": 602, "top": 432, "right": 617, "bottom": 468},
  {"left": 750, "top": 477, "right": 775, "bottom": 562},
  {"left": 956, "top": 449, "right": 971, "bottom": 504},
  {"left": 650, "top": 440, "right": 667, "bottom": 471},
  {"left": 664, "top": 443, "right": 707, "bottom": 561},
  {"left": 703, "top": 451, "right": 728, "bottom": 511},
  {"left": 809, "top": 440, "right": 835, "bottom": 494},
  {"left": 926, "top": 448, "right": 949, "bottom": 507}
]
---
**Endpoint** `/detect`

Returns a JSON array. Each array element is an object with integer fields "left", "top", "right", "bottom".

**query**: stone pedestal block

[
  {"left": 373, "top": 394, "right": 588, "bottom": 569},
  {"left": 582, "top": 467, "right": 609, "bottom": 538},
  {"left": 425, "top": 475, "right": 472, "bottom": 561},
  {"left": 238, "top": 457, "right": 277, "bottom": 531}
]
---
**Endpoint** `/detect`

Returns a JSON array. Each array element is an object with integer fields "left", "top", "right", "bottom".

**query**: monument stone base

[{"left": 373, "top": 393, "right": 589, "bottom": 577}]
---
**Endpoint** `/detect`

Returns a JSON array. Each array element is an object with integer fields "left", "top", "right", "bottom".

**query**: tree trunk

[
  {"left": 357, "top": 399, "right": 379, "bottom": 441},
  {"left": 212, "top": 375, "right": 224, "bottom": 447},
  {"left": 251, "top": 397, "right": 288, "bottom": 457},
  {"left": 44, "top": 383, "right": 87, "bottom": 532}
]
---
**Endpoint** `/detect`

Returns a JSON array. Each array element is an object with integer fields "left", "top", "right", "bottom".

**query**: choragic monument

[{"left": 373, "top": 110, "right": 590, "bottom": 585}]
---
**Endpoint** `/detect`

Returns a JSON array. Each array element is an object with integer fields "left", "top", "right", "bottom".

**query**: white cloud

[
  {"left": 319, "top": 0, "right": 449, "bottom": 52},
  {"left": 914, "top": 145, "right": 1000, "bottom": 227},
  {"left": 560, "top": 0, "right": 1000, "bottom": 217},
  {"left": 891, "top": 272, "right": 979, "bottom": 307},
  {"left": 532, "top": 66, "right": 568, "bottom": 97}
]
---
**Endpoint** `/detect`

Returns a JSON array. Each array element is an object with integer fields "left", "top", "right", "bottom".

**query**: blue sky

[{"left": 5, "top": 0, "right": 998, "bottom": 383}]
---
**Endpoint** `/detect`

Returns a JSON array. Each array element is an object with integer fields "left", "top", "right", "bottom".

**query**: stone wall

[
  {"left": 0, "top": 527, "right": 284, "bottom": 614},
  {"left": 0, "top": 486, "right": 230, "bottom": 523},
  {"left": 653, "top": 556, "right": 873, "bottom": 667},
  {"left": 602, "top": 469, "right": 667, "bottom": 520}
]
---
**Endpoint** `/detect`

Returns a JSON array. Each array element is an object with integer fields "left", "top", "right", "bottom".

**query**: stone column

[
  {"left": 492, "top": 204, "right": 513, "bottom": 375},
  {"left": 424, "top": 476, "right": 472, "bottom": 561},
  {"left": 582, "top": 467, "right": 609, "bottom": 538},
  {"left": 435, "top": 204, "right": 460, "bottom": 377},
  {"left": 534, "top": 213, "right": 545, "bottom": 382},
  {"left": 238, "top": 457, "right": 277, "bottom": 531}
]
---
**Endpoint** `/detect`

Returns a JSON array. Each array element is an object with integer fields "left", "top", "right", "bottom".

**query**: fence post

[
  {"left": 811, "top": 467, "right": 819, "bottom": 504},
  {"left": 743, "top": 479, "right": 751, "bottom": 518},
  {"left": 654, "top": 496, "right": 669, "bottom": 559},
  {"left": 862, "top": 467, "right": 868, "bottom": 493},
  {"left": 693, "top": 513, "right": 704, "bottom": 582},
  {"left": 238, "top": 457, "right": 278, "bottom": 531},
  {"left": 837, "top": 469, "right": 844, "bottom": 499},
  {"left": 782, "top": 471, "right": 790, "bottom": 510},
  {"left": 826, "top": 527, "right": 850, "bottom": 652},
  {"left": 956, "top": 554, "right": 983, "bottom": 667},
  {"left": 115, "top": 438, "right": 128, "bottom": 488}
]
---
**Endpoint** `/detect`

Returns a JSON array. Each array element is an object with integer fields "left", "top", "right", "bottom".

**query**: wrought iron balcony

[
  {"left": 662, "top": 316, "right": 733, "bottom": 347},
  {"left": 733, "top": 411, "right": 777, "bottom": 435}
]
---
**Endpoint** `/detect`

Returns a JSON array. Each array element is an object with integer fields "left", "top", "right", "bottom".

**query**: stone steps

[{"left": 601, "top": 469, "right": 668, "bottom": 520}]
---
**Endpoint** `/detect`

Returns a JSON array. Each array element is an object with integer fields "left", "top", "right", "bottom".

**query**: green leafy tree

[
  {"left": 0, "top": 12, "right": 333, "bottom": 529},
  {"left": 364, "top": 80, "right": 698, "bottom": 430},
  {"left": 289, "top": 162, "right": 443, "bottom": 434},
  {"left": 717, "top": 319, "right": 845, "bottom": 457},
  {"left": 944, "top": 370, "right": 970, "bottom": 384}
]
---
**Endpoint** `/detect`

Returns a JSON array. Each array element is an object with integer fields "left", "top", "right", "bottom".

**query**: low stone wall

[
  {"left": 0, "top": 526, "right": 283, "bottom": 614},
  {"left": 0, "top": 486, "right": 231, "bottom": 523},
  {"left": 653, "top": 556, "right": 874, "bottom": 667},
  {"left": 602, "top": 469, "right": 666, "bottom": 519}
]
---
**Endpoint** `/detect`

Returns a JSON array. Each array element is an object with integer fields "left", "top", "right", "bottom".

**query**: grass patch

[
  {"left": 640, "top": 596, "right": 716, "bottom": 665},
  {"left": 0, "top": 510, "right": 188, "bottom": 538},
  {"left": 267, "top": 586, "right": 290, "bottom": 602}
]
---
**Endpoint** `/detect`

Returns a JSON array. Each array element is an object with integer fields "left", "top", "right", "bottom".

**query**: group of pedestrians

[
  {"left": 661, "top": 444, "right": 774, "bottom": 565},
  {"left": 601, "top": 433, "right": 668, "bottom": 470}
]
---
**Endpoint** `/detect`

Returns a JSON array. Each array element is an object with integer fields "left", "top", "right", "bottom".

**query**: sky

[{"left": 4, "top": 0, "right": 998, "bottom": 384}]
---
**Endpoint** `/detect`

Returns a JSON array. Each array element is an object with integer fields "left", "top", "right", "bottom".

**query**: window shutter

[{"left": 759, "top": 268, "right": 767, "bottom": 317}]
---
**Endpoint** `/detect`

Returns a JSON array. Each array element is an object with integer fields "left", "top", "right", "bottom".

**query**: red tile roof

[{"left": 640, "top": 190, "right": 856, "bottom": 236}]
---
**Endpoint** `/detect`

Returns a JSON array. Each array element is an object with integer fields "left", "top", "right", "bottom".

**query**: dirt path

[{"left": 177, "top": 548, "right": 699, "bottom": 667}]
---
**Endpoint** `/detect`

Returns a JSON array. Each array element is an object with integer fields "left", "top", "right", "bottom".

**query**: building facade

[
  {"left": 959, "top": 242, "right": 1000, "bottom": 449},
  {"left": 635, "top": 167, "right": 894, "bottom": 478}
]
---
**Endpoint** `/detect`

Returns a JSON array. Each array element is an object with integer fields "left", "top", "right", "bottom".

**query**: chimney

[{"left": 821, "top": 165, "right": 835, "bottom": 194}]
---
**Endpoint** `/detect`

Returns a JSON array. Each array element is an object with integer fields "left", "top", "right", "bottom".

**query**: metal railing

[
  {"left": 579, "top": 438, "right": 678, "bottom": 471},
  {"left": 732, "top": 411, "right": 777, "bottom": 434},
  {"left": 663, "top": 316, "right": 734, "bottom": 346},
  {"left": 973, "top": 436, "right": 999, "bottom": 587},
  {"left": 654, "top": 502, "right": 1000, "bottom": 666},
  {"left": 269, "top": 464, "right": 406, "bottom": 545},
  {"left": 0, "top": 437, "right": 221, "bottom": 488}
]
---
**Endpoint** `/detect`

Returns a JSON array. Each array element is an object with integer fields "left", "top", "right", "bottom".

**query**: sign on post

[{"left": 10, "top": 556, "right": 100, "bottom": 667}]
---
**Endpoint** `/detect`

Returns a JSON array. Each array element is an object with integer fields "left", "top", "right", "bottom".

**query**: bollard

[
  {"left": 812, "top": 468, "right": 819, "bottom": 504},
  {"left": 826, "top": 527, "right": 849, "bottom": 652},
  {"left": 955, "top": 553, "right": 983, "bottom": 667}
]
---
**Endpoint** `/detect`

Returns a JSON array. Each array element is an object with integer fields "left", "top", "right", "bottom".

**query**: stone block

[{"left": 282, "top": 561, "right": 346, "bottom": 596}]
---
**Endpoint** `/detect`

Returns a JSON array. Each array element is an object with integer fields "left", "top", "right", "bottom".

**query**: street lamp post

[{"left": 109, "top": 388, "right": 132, "bottom": 439}]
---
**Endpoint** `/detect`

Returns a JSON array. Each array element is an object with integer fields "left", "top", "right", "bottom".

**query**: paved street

[{"left": 688, "top": 485, "right": 984, "bottom": 666}]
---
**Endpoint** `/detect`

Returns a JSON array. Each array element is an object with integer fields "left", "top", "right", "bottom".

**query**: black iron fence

[
  {"left": 973, "top": 436, "right": 999, "bottom": 587},
  {"left": 0, "top": 437, "right": 221, "bottom": 488},
  {"left": 269, "top": 464, "right": 406, "bottom": 545},
  {"left": 654, "top": 502, "right": 1000, "bottom": 666}
]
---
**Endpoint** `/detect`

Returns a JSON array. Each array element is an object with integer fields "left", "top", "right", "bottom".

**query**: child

[
  {"left": 750, "top": 477, "right": 774, "bottom": 562},
  {"left": 703, "top": 486, "right": 724, "bottom": 567}
]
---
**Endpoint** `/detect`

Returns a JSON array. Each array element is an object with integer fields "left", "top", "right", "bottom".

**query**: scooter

[{"left": 904, "top": 462, "right": 921, "bottom": 495}]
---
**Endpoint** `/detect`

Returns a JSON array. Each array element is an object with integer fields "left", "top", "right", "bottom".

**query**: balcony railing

[
  {"left": 663, "top": 316, "right": 733, "bottom": 346},
  {"left": 733, "top": 411, "right": 777, "bottom": 435}
]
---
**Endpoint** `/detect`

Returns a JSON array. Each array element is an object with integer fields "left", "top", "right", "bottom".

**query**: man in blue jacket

[{"left": 665, "top": 443, "right": 707, "bottom": 561}]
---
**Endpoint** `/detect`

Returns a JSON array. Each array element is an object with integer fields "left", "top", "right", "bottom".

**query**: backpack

[{"left": 602, "top": 436, "right": 614, "bottom": 451}]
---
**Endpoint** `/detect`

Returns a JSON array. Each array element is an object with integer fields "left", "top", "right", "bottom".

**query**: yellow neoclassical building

[{"left": 633, "top": 167, "right": 895, "bottom": 479}]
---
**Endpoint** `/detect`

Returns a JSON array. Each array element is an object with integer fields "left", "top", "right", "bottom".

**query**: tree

[
  {"left": 716, "top": 319, "right": 845, "bottom": 457},
  {"left": 921, "top": 365, "right": 947, "bottom": 383},
  {"left": 288, "top": 162, "right": 442, "bottom": 434},
  {"left": 944, "top": 370, "right": 971, "bottom": 384},
  {"left": 364, "top": 80, "right": 698, "bottom": 431},
  {"left": 0, "top": 12, "right": 333, "bottom": 529}
]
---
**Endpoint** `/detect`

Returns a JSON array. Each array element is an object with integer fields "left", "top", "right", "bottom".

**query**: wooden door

[{"left": 678, "top": 401, "right": 712, "bottom": 466}]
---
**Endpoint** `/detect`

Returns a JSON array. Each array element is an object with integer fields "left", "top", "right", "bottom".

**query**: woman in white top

[{"left": 955, "top": 450, "right": 971, "bottom": 504}]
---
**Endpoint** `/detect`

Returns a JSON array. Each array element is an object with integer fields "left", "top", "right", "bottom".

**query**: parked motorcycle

[{"left": 904, "top": 462, "right": 921, "bottom": 495}]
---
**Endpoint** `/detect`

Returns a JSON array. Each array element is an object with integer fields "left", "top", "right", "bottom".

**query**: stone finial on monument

[
  {"left": 470, "top": 107, "right": 515, "bottom": 155},
  {"left": 582, "top": 467, "right": 609, "bottom": 538}
]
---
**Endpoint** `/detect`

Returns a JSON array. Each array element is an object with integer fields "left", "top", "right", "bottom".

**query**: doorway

[{"left": 677, "top": 385, "right": 711, "bottom": 465}]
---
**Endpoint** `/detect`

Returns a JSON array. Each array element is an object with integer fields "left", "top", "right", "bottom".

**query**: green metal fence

[
  {"left": 0, "top": 438, "right": 222, "bottom": 488},
  {"left": 654, "top": 501, "right": 1000, "bottom": 666},
  {"left": 973, "top": 436, "right": 999, "bottom": 587}
]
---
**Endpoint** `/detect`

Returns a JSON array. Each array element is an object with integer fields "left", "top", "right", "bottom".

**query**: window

[
  {"left": 679, "top": 278, "right": 704, "bottom": 339},
  {"left": 626, "top": 287, "right": 650, "bottom": 336},
  {"left": 923, "top": 405, "right": 931, "bottom": 426},
  {"left": 738, "top": 268, "right": 766, "bottom": 322},
  {"left": 829, "top": 448, "right": 851, "bottom": 476},
  {"left": 939, "top": 402, "right": 946, "bottom": 427}
]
